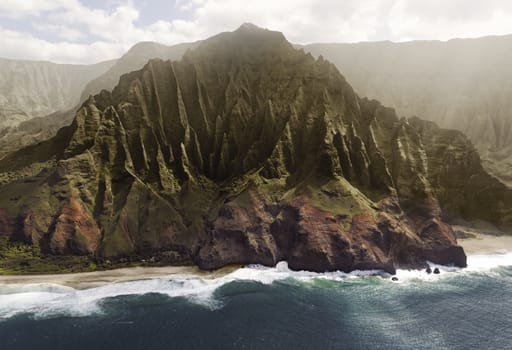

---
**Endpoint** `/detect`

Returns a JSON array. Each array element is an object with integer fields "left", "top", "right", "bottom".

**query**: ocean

[{"left": 1, "top": 253, "right": 512, "bottom": 350}]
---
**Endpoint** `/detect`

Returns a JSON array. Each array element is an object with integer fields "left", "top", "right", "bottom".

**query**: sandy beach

[
  {"left": 457, "top": 231, "right": 512, "bottom": 255},
  {"left": 0, "top": 265, "right": 239, "bottom": 289},
  {"left": 1, "top": 228, "right": 511, "bottom": 289}
]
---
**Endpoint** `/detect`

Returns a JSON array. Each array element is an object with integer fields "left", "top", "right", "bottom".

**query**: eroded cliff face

[
  {"left": 0, "top": 42, "right": 198, "bottom": 160},
  {"left": 409, "top": 118, "right": 512, "bottom": 229},
  {"left": 304, "top": 38, "right": 512, "bottom": 187},
  {"left": 0, "top": 24, "right": 489, "bottom": 273}
]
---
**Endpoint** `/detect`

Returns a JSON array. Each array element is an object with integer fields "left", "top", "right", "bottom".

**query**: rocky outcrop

[
  {"left": 0, "top": 24, "right": 495, "bottom": 273},
  {"left": 195, "top": 193, "right": 397, "bottom": 273},
  {"left": 47, "top": 197, "right": 101, "bottom": 255},
  {"left": 409, "top": 118, "right": 512, "bottom": 230},
  {"left": 303, "top": 37, "right": 512, "bottom": 186}
]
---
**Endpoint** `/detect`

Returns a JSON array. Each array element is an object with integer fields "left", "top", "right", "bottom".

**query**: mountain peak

[
  {"left": 236, "top": 22, "right": 266, "bottom": 32},
  {"left": 184, "top": 23, "right": 291, "bottom": 62},
  {"left": 230, "top": 22, "right": 285, "bottom": 41}
]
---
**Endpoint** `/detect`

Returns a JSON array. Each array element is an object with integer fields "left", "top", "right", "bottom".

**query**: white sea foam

[
  {"left": 0, "top": 262, "right": 384, "bottom": 320},
  {"left": 466, "top": 251, "right": 512, "bottom": 272},
  {"left": 1, "top": 254, "right": 511, "bottom": 320},
  {"left": 392, "top": 251, "right": 512, "bottom": 283}
]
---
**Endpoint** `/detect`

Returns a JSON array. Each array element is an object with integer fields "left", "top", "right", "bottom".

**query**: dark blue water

[{"left": 1, "top": 258, "right": 512, "bottom": 350}]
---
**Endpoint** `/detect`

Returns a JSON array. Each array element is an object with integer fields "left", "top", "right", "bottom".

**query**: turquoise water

[{"left": 1, "top": 254, "right": 512, "bottom": 350}]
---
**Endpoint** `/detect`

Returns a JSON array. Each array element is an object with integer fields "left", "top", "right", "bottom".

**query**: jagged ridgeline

[{"left": 1, "top": 24, "right": 511, "bottom": 273}]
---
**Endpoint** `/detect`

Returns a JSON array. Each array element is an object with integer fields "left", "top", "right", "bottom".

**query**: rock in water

[
  {"left": 3, "top": 24, "right": 510, "bottom": 273},
  {"left": 433, "top": 268, "right": 441, "bottom": 274}
]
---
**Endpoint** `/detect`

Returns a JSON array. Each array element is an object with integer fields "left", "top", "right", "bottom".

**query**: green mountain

[
  {"left": 0, "top": 42, "right": 195, "bottom": 159},
  {"left": 4, "top": 24, "right": 510, "bottom": 274},
  {"left": 303, "top": 36, "right": 512, "bottom": 186}
]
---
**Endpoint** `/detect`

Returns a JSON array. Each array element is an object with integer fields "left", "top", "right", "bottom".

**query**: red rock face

[
  {"left": 195, "top": 190, "right": 466, "bottom": 274},
  {"left": 49, "top": 197, "right": 101, "bottom": 255},
  {"left": 285, "top": 195, "right": 354, "bottom": 272},
  {"left": 196, "top": 191, "right": 279, "bottom": 268},
  {"left": 347, "top": 213, "right": 395, "bottom": 270}
]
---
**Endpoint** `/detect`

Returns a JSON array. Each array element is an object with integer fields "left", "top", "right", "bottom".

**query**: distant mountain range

[{"left": 0, "top": 58, "right": 115, "bottom": 130}]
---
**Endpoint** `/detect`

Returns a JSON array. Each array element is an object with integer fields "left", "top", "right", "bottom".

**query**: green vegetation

[
  {"left": 0, "top": 24, "right": 506, "bottom": 274},
  {"left": 0, "top": 236, "right": 91, "bottom": 274},
  {"left": 0, "top": 236, "right": 193, "bottom": 275}
]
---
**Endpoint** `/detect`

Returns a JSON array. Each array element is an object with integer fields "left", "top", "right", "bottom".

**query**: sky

[{"left": 1, "top": 0, "right": 512, "bottom": 64}]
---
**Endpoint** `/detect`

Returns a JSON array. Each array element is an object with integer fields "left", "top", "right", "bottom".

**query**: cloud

[
  {"left": 1, "top": 0, "right": 512, "bottom": 64},
  {"left": 177, "top": 0, "right": 512, "bottom": 43},
  {"left": 32, "top": 22, "right": 86, "bottom": 41},
  {"left": 388, "top": 0, "right": 512, "bottom": 41},
  {"left": 0, "top": 0, "right": 63, "bottom": 18},
  {"left": 0, "top": 26, "right": 126, "bottom": 64}
]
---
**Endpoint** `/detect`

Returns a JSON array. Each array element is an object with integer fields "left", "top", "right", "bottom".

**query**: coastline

[
  {"left": 457, "top": 232, "right": 512, "bottom": 255},
  {"left": 0, "top": 265, "right": 240, "bottom": 289},
  {"left": 1, "top": 231, "right": 511, "bottom": 289}
]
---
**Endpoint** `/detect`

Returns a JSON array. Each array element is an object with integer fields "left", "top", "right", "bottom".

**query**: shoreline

[
  {"left": 1, "top": 232, "right": 511, "bottom": 288},
  {"left": 0, "top": 265, "right": 240, "bottom": 289},
  {"left": 457, "top": 231, "right": 512, "bottom": 255}
]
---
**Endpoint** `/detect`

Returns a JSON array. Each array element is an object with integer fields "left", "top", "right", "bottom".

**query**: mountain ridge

[
  {"left": 0, "top": 41, "right": 198, "bottom": 159},
  {"left": 3, "top": 24, "right": 510, "bottom": 274},
  {"left": 302, "top": 36, "right": 512, "bottom": 186},
  {"left": 80, "top": 41, "right": 199, "bottom": 102}
]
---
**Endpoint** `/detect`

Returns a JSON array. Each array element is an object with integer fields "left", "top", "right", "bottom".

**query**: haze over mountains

[
  {"left": 80, "top": 41, "right": 199, "bottom": 102},
  {"left": 0, "top": 58, "right": 115, "bottom": 158},
  {"left": 1, "top": 31, "right": 511, "bottom": 189},
  {"left": 303, "top": 36, "right": 512, "bottom": 185},
  {"left": 0, "top": 42, "right": 195, "bottom": 157},
  {"left": 0, "top": 58, "right": 115, "bottom": 130}
]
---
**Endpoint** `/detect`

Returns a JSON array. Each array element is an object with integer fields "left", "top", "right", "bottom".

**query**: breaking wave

[{"left": 1, "top": 251, "right": 512, "bottom": 320}]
